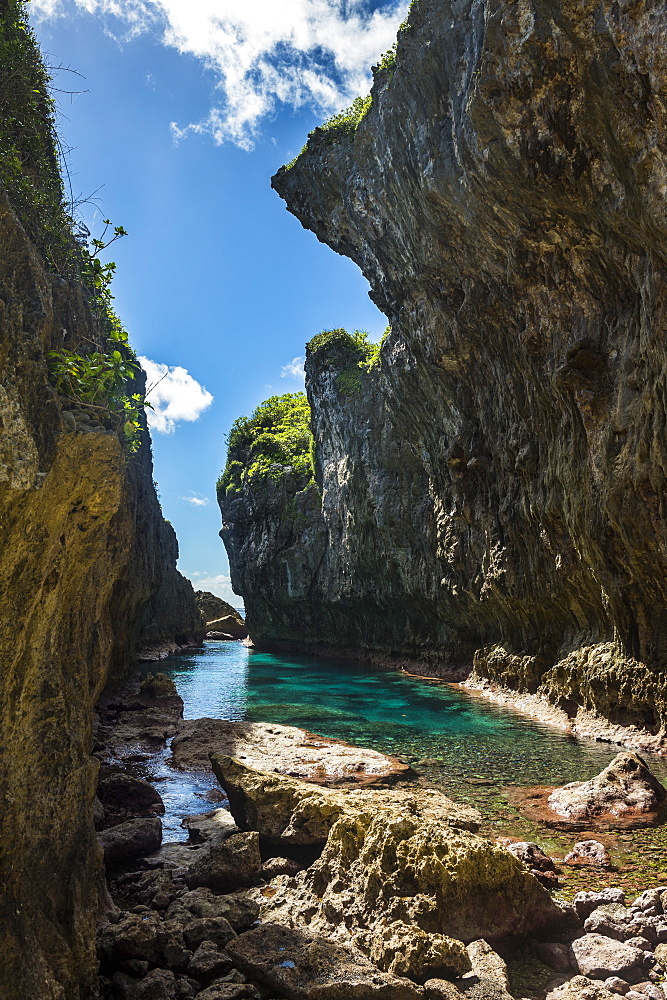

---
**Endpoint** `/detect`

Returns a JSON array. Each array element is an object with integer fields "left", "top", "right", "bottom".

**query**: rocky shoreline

[{"left": 91, "top": 673, "right": 667, "bottom": 1000}]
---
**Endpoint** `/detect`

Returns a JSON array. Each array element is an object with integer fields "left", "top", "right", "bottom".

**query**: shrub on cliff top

[
  {"left": 306, "top": 327, "right": 385, "bottom": 396},
  {"left": 218, "top": 392, "right": 314, "bottom": 498}
]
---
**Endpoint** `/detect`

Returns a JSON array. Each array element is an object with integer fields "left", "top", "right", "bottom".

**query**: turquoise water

[{"left": 144, "top": 641, "right": 667, "bottom": 839}]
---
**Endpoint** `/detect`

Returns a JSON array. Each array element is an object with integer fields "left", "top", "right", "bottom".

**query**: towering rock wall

[
  {"left": 0, "top": 8, "right": 203, "bottom": 996},
  {"left": 222, "top": 0, "right": 667, "bottom": 741}
]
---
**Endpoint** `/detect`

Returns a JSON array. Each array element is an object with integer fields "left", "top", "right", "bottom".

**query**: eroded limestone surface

[{"left": 211, "top": 755, "right": 566, "bottom": 950}]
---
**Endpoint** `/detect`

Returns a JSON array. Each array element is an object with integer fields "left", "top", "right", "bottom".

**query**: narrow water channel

[{"left": 137, "top": 641, "right": 667, "bottom": 894}]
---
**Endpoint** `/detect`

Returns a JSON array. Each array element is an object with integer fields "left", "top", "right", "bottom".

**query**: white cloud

[
  {"left": 181, "top": 492, "right": 210, "bottom": 506},
  {"left": 280, "top": 355, "right": 305, "bottom": 382},
  {"left": 187, "top": 571, "right": 242, "bottom": 607},
  {"left": 32, "top": 0, "right": 408, "bottom": 148},
  {"left": 140, "top": 356, "right": 213, "bottom": 434}
]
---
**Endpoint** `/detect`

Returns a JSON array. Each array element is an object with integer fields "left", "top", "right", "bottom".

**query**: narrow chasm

[{"left": 12, "top": 0, "right": 667, "bottom": 1000}]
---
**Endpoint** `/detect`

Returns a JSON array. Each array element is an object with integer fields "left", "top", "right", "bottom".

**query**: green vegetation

[
  {"left": 376, "top": 44, "right": 397, "bottom": 73},
  {"left": 399, "top": 0, "right": 422, "bottom": 31},
  {"left": 0, "top": 0, "right": 148, "bottom": 450},
  {"left": 47, "top": 349, "right": 146, "bottom": 452},
  {"left": 218, "top": 393, "right": 314, "bottom": 498},
  {"left": 0, "top": 0, "right": 73, "bottom": 273},
  {"left": 306, "top": 327, "right": 386, "bottom": 396},
  {"left": 283, "top": 94, "right": 372, "bottom": 169}
]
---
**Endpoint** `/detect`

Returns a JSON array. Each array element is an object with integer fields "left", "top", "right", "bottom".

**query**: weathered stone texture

[
  {"left": 223, "top": 0, "right": 667, "bottom": 739},
  {"left": 0, "top": 184, "right": 199, "bottom": 996}
]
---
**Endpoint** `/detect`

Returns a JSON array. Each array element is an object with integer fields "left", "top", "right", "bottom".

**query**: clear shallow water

[{"left": 145, "top": 641, "right": 667, "bottom": 842}]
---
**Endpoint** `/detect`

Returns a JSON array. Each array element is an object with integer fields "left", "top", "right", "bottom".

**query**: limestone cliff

[
  {"left": 0, "top": 6, "right": 202, "bottom": 996},
  {"left": 222, "top": 0, "right": 667, "bottom": 743}
]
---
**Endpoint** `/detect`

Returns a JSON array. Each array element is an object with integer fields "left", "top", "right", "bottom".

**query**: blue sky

[{"left": 31, "top": 0, "right": 404, "bottom": 602}]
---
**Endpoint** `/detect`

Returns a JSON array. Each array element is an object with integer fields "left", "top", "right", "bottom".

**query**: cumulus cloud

[
  {"left": 140, "top": 356, "right": 213, "bottom": 434},
  {"left": 31, "top": 0, "right": 408, "bottom": 148},
  {"left": 280, "top": 355, "right": 305, "bottom": 382},
  {"left": 187, "top": 571, "right": 241, "bottom": 606},
  {"left": 181, "top": 492, "right": 210, "bottom": 506}
]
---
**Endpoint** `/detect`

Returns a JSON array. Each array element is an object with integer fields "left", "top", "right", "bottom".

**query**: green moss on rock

[{"left": 218, "top": 392, "right": 314, "bottom": 498}]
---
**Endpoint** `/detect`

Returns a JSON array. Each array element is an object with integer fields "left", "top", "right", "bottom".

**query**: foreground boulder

[
  {"left": 97, "top": 817, "right": 163, "bottom": 862},
  {"left": 570, "top": 934, "right": 648, "bottom": 982},
  {"left": 97, "top": 772, "right": 165, "bottom": 826},
  {"left": 184, "top": 831, "right": 262, "bottom": 892},
  {"left": 212, "top": 755, "right": 568, "bottom": 947},
  {"left": 173, "top": 718, "right": 411, "bottom": 785},
  {"left": 548, "top": 754, "right": 666, "bottom": 825},
  {"left": 211, "top": 754, "right": 480, "bottom": 847},
  {"left": 226, "top": 922, "right": 423, "bottom": 1000}
]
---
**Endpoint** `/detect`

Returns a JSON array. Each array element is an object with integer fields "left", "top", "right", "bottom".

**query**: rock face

[
  {"left": 220, "top": 0, "right": 667, "bottom": 738},
  {"left": 0, "top": 7, "right": 202, "bottom": 995},
  {"left": 211, "top": 755, "right": 566, "bottom": 948},
  {"left": 195, "top": 590, "right": 242, "bottom": 625}
]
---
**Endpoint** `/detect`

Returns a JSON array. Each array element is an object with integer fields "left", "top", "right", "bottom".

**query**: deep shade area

[{"left": 147, "top": 641, "right": 667, "bottom": 842}]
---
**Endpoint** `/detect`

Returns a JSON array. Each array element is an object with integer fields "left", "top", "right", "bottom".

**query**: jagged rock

[
  {"left": 184, "top": 831, "right": 262, "bottom": 892},
  {"left": 210, "top": 754, "right": 480, "bottom": 848},
  {"left": 548, "top": 755, "right": 665, "bottom": 825},
  {"left": 368, "top": 921, "right": 470, "bottom": 980},
  {"left": 167, "top": 889, "right": 259, "bottom": 932},
  {"left": 195, "top": 591, "right": 244, "bottom": 627},
  {"left": 188, "top": 941, "right": 233, "bottom": 981},
  {"left": 222, "top": 757, "right": 567, "bottom": 946},
  {"left": 584, "top": 904, "right": 632, "bottom": 941},
  {"left": 172, "top": 718, "right": 411, "bottom": 786},
  {"left": 195, "top": 986, "right": 259, "bottom": 1000},
  {"left": 262, "top": 857, "right": 304, "bottom": 879},
  {"left": 500, "top": 841, "right": 559, "bottom": 887},
  {"left": 98, "top": 912, "right": 189, "bottom": 971},
  {"left": 574, "top": 890, "right": 627, "bottom": 921},
  {"left": 654, "top": 943, "right": 667, "bottom": 969},
  {"left": 565, "top": 840, "right": 613, "bottom": 867},
  {"left": 206, "top": 616, "right": 247, "bottom": 640},
  {"left": 423, "top": 982, "right": 464, "bottom": 999},
  {"left": 112, "top": 969, "right": 178, "bottom": 1000},
  {"left": 182, "top": 916, "right": 236, "bottom": 951},
  {"left": 226, "top": 922, "right": 423, "bottom": 999},
  {"left": 571, "top": 934, "right": 647, "bottom": 981},
  {"left": 465, "top": 940, "right": 510, "bottom": 993},
  {"left": 97, "top": 772, "right": 165, "bottom": 826},
  {"left": 183, "top": 808, "right": 239, "bottom": 844},
  {"left": 140, "top": 673, "right": 179, "bottom": 699},
  {"left": 534, "top": 942, "right": 574, "bottom": 973},
  {"left": 98, "top": 817, "right": 163, "bottom": 862},
  {"left": 546, "top": 978, "right": 618, "bottom": 1000}
]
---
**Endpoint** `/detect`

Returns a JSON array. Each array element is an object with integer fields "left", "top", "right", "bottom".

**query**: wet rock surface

[{"left": 171, "top": 718, "right": 412, "bottom": 785}]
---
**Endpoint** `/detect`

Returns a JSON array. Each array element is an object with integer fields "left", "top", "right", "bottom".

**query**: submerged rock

[
  {"left": 172, "top": 718, "right": 411, "bottom": 786},
  {"left": 564, "top": 840, "right": 613, "bottom": 868},
  {"left": 548, "top": 755, "right": 665, "bottom": 824}
]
